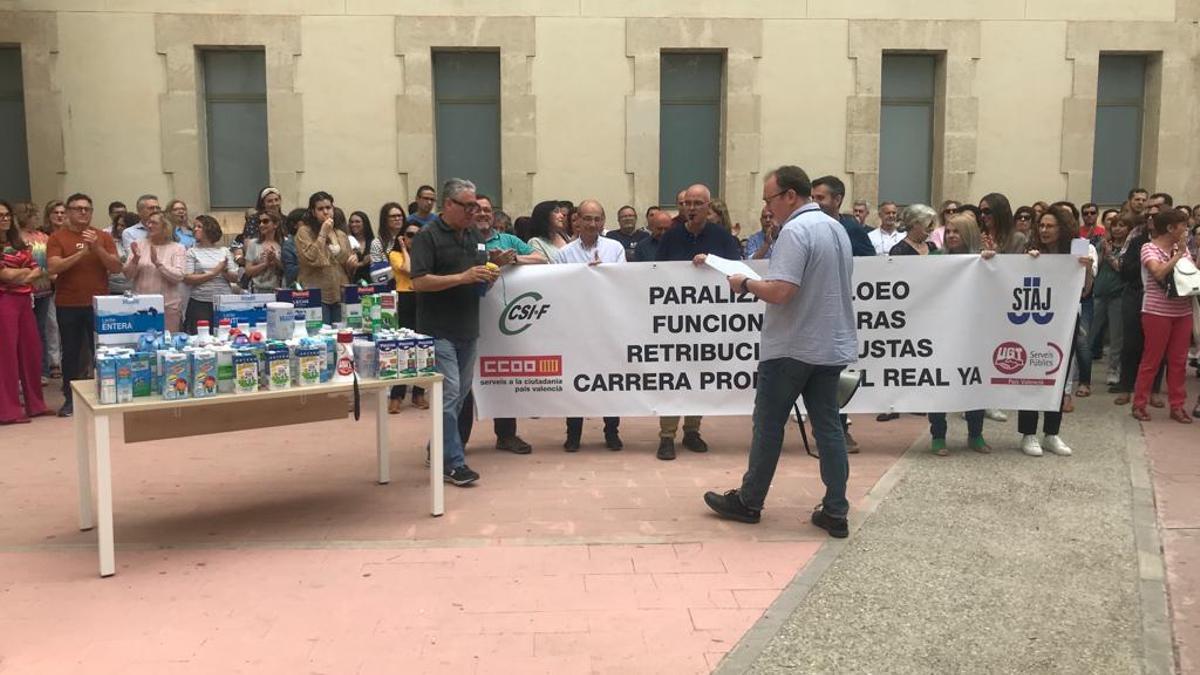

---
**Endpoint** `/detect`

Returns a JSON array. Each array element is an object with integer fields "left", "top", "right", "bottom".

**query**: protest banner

[{"left": 473, "top": 256, "right": 1085, "bottom": 418}]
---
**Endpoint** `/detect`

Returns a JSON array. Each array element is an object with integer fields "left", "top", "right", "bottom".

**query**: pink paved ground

[
  {"left": 0, "top": 386, "right": 919, "bottom": 674},
  {"left": 1140, "top": 372, "right": 1200, "bottom": 674}
]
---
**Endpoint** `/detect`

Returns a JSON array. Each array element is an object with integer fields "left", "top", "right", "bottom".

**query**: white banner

[{"left": 473, "top": 256, "right": 1085, "bottom": 418}]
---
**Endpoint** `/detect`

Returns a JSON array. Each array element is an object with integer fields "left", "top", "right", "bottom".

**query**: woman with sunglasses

[
  {"left": 927, "top": 200, "right": 958, "bottom": 250},
  {"left": 386, "top": 210, "right": 427, "bottom": 412},
  {"left": 1013, "top": 206, "right": 1035, "bottom": 238},
  {"left": 979, "top": 193, "right": 1026, "bottom": 254},
  {"left": 242, "top": 211, "right": 285, "bottom": 293}
]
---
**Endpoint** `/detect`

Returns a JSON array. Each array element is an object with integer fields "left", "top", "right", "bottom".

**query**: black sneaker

[
  {"left": 604, "top": 432, "right": 623, "bottom": 450},
  {"left": 496, "top": 435, "right": 533, "bottom": 455},
  {"left": 844, "top": 430, "right": 860, "bottom": 454},
  {"left": 57, "top": 401, "right": 73, "bottom": 418},
  {"left": 563, "top": 437, "right": 581, "bottom": 452},
  {"left": 811, "top": 505, "right": 848, "bottom": 538},
  {"left": 703, "top": 489, "right": 761, "bottom": 524},
  {"left": 875, "top": 413, "right": 899, "bottom": 422},
  {"left": 656, "top": 438, "right": 676, "bottom": 460},
  {"left": 681, "top": 431, "right": 708, "bottom": 453},
  {"left": 443, "top": 465, "right": 479, "bottom": 486}
]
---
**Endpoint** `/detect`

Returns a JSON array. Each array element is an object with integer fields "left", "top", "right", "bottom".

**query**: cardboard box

[
  {"left": 214, "top": 293, "right": 276, "bottom": 329},
  {"left": 276, "top": 288, "right": 323, "bottom": 332},
  {"left": 93, "top": 294, "right": 165, "bottom": 346}
]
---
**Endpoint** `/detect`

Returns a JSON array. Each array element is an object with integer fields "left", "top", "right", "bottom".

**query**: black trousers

[
  {"left": 183, "top": 299, "right": 214, "bottom": 335},
  {"left": 1118, "top": 287, "right": 1163, "bottom": 392},
  {"left": 456, "top": 391, "right": 518, "bottom": 446},
  {"left": 566, "top": 417, "right": 620, "bottom": 440},
  {"left": 1018, "top": 410, "right": 1061, "bottom": 436},
  {"left": 56, "top": 306, "right": 94, "bottom": 405}
]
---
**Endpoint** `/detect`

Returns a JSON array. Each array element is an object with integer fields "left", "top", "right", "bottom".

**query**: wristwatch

[{"left": 740, "top": 277, "right": 752, "bottom": 295}]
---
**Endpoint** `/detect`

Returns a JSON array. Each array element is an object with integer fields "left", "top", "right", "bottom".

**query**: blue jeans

[
  {"left": 1073, "top": 313, "right": 1092, "bottom": 386},
  {"left": 32, "top": 295, "right": 52, "bottom": 377},
  {"left": 928, "top": 410, "right": 984, "bottom": 440},
  {"left": 739, "top": 358, "right": 849, "bottom": 518},
  {"left": 433, "top": 337, "right": 476, "bottom": 471}
]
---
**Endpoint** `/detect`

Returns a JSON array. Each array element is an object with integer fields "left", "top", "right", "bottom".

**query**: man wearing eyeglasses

[
  {"left": 46, "top": 193, "right": 122, "bottom": 417},
  {"left": 703, "top": 165, "right": 858, "bottom": 539},
  {"left": 410, "top": 178, "right": 501, "bottom": 487},
  {"left": 457, "top": 194, "right": 546, "bottom": 457},
  {"left": 653, "top": 183, "right": 741, "bottom": 460},
  {"left": 408, "top": 185, "right": 438, "bottom": 228}
]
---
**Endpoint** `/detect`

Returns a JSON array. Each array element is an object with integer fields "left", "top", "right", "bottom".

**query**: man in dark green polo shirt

[
  {"left": 409, "top": 178, "right": 500, "bottom": 486},
  {"left": 455, "top": 194, "right": 548, "bottom": 457}
]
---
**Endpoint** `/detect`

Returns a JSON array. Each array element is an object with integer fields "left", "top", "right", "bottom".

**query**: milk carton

[
  {"left": 161, "top": 352, "right": 191, "bottom": 400},
  {"left": 114, "top": 353, "right": 134, "bottom": 403},
  {"left": 417, "top": 336, "right": 436, "bottom": 374},
  {"left": 130, "top": 352, "right": 154, "bottom": 398},
  {"left": 191, "top": 349, "right": 219, "bottom": 398},
  {"left": 96, "top": 352, "right": 119, "bottom": 404},
  {"left": 266, "top": 347, "right": 292, "bottom": 390},
  {"left": 233, "top": 351, "right": 259, "bottom": 394},
  {"left": 295, "top": 347, "right": 322, "bottom": 387},
  {"left": 214, "top": 346, "right": 235, "bottom": 394},
  {"left": 398, "top": 337, "right": 417, "bottom": 377},
  {"left": 377, "top": 291, "right": 399, "bottom": 331},
  {"left": 376, "top": 338, "right": 399, "bottom": 380}
]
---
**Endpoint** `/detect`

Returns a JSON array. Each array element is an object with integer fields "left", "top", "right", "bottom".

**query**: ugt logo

[
  {"left": 499, "top": 291, "right": 551, "bottom": 336},
  {"left": 1007, "top": 276, "right": 1053, "bottom": 325}
]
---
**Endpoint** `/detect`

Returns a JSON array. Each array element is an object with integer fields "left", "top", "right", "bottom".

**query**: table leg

[
  {"left": 376, "top": 387, "right": 389, "bottom": 484},
  {"left": 75, "top": 400, "right": 95, "bottom": 531},
  {"left": 94, "top": 414, "right": 115, "bottom": 578},
  {"left": 430, "top": 378, "right": 444, "bottom": 517}
]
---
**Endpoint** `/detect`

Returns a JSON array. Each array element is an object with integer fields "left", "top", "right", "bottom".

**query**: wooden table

[{"left": 71, "top": 374, "right": 444, "bottom": 577}]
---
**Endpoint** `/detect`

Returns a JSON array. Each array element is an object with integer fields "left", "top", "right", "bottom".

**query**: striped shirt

[
  {"left": 185, "top": 245, "right": 239, "bottom": 302},
  {"left": 1, "top": 246, "right": 35, "bottom": 295},
  {"left": 1140, "top": 242, "right": 1194, "bottom": 317}
]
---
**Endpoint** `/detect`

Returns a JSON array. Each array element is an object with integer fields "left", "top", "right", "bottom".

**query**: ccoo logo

[
  {"left": 1008, "top": 276, "right": 1054, "bottom": 325},
  {"left": 500, "top": 291, "right": 551, "bottom": 336}
]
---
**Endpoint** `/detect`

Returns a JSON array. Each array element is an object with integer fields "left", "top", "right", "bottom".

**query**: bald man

[
  {"left": 632, "top": 209, "right": 674, "bottom": 262},
  {"left": 653, "top": 184, "right": 742, "bottom": 460}
]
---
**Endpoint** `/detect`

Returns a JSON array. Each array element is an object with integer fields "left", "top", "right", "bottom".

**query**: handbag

[{"left": 1167, "top": 256, "right": 1200, "bottom": 298}]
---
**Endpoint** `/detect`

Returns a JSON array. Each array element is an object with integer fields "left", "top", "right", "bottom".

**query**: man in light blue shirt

[
  {"left": 743, "top": 206, "right": 777, "bottom": 260},
  {"left": 703, "top": 165, "right": 858, "bottom": 540},
  {"left": 120, "top": 194, "right": 158, "bottom": 250}
]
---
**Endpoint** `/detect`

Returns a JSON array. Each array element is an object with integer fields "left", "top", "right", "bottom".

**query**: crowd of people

[{"left": 2, "top": 178, "right": 1198, "bottom": 493}]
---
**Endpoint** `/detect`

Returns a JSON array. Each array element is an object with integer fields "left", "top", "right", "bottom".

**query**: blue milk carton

[
  {"left": 114, "top": 353, "right": 134, "bottom": 403},
  {"left": 96, "top": 352, "right": 119, "bottom": 404},
  {"left": 130, "top": 352, "right": 154, "bottom": 398},
  {"left": 161, "top": 352, "right": 191, "bottom": 400},
  {"left": 192, "top": 349, "right": 219, "bottom": 398},
  {"left": 417, "top": 336, "right": 436, "bottom": 374}
]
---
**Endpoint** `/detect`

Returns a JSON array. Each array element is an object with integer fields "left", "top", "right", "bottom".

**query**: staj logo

[
  {"left": 1007, "top": 276, "right": 1054, "bottom": 325},
  {"left": 480, "top": 355, "right": 562, "bottom": 378},
  {"left": 499, "top": 291, "right": 551, "bottom": 336}
]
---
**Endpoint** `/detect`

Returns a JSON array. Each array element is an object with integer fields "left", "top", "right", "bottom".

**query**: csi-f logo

[
  {"left": 1008, "top": 276, "right": 1054, "bottom": 325},
  {"left": 499, "top": 291, "right": 551, "bottom": 336}
]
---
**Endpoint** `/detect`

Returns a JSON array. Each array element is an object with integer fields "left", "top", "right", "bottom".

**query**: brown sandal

[
  {"left": 1150, "top": 395, "right": 1166, "bottom": 409},
  {"left": 1170, "top": 408, "right": 1193, "bottom": 424},
  {"left": 1131, "top": 407, "right": 1151, "bottom": 422},
  {"left": 1062, "top": 395, "right": 1074, "bottom": 413},
  {"left": 1075, "top": 385, "right": 1091, "bottom": 398},
  {"left": 1114, "top": 394, "right": 1131, "bottom": 405}
]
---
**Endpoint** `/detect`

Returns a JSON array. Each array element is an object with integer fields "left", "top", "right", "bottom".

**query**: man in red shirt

[
  {"left": 1080, "top": 202, "right": 1106, "bottom": 241},
  {"left": 47, "top": 193, "right": 121, "bottom": 417}
]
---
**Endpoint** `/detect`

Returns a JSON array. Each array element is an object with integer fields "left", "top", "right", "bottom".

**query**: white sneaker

[
  {"left": 986, "top": 409, "right": 1009, "bottom": 422},
  {"left": 1021, "top": 434, "right": 1043, "bottom": 456},
  {"left": 1043, "top": 435, "right": 1072, "bottom": 456}
]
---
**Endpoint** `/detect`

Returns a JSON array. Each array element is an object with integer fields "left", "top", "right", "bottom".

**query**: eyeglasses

[
  {"left": 69, "top": 206, "right": 94, "bottom": 213},
  {"left": 578, "top": 215, "right": 604, "bottom": 224},
  {"left": 449, "top": 197, "right": 479, "bottom": 212},
  {"left": 980, "top": 208, "right": 992, "bottom": 216},
  {"left": 1016, "top": 214, "right": 1032, "bottom": 221},
  {"left": 681, "top": 200, "right": 710, "bottom": 209},
  {"left": 403, "top": 232, "right": 418, "bottom": 238},
  {"left": 258, "top": 218, "right": 271, "bottom": 224},
  {"left": 387, "top": 212, "right": 404, "bottom": 219},
  {"left": 1082, "top": 210, "right": 1098, "bottom": 216},
  {"left": 0, "top": 213, "right": 11, "bottom": 220},
  {"left": 762, "top": 191, "right": 790, "bottom": 204}
]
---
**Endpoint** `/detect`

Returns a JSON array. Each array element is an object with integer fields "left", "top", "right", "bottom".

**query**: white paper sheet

[
  {"left": 1070, "top": 238, "right": 1091, "bottom": 257},
  {"left": 703, "top": 254, "right": 762, "bottom": 281}
]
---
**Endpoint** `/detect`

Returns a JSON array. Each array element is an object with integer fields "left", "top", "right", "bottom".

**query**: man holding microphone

[{"left": 700, "top": 166, "right": 859, "bottom": 538}]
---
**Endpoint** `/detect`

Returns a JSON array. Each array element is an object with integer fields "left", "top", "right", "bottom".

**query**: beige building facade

[{"left": 2, "top": 0, "right": 1198, "bottom": 233}]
